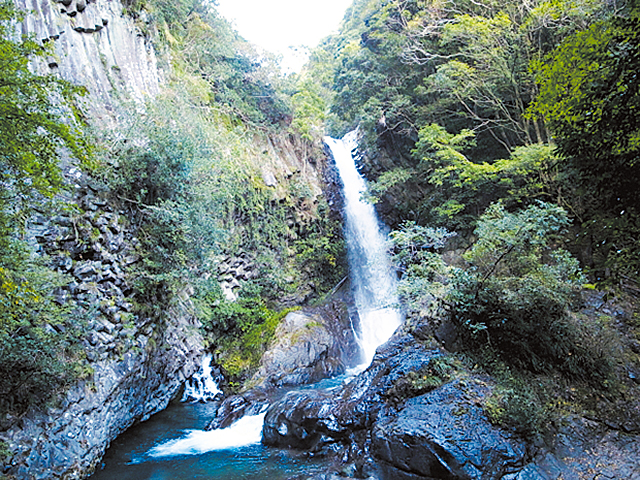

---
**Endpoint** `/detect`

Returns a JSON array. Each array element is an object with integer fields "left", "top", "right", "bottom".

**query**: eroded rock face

[
  {"left": 372, "top": 381, "right": 528, "bottom": 480},
  {"left": 207, "top": 293, "right": 359, "bottom": 432},
  {"left": 251, "top": 302, "right": 359, "bottom": 390},
  {"left": 252, "top": 311, "right": 343, "bottom": 387},
  {"left": 1, "top": 310, "right": 202, "bottom": 479},
  {"left": 261, "top": 317, "right": 640, "bottom": 480},
  {"left": 0, "top": 179, "right": 204, "bottom": 479},
  {"left": 17, "top": 0, "right": 161, "bottom": 124}
]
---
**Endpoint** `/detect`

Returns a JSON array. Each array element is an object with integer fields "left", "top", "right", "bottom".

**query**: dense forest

[{"left": 1, "top": 0, "right": 639, "bottom": 473}]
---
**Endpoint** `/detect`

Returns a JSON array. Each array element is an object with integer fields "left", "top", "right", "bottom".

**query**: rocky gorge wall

[
  {"left": 1, "top": 1, "right": 342, "bottom": 477},
  {"left": 16, "top": 0, "right": 161, "bottom": 123},
  {"left": 0, "top": 168, "right": 204, "bottom": 479},
  {"left": 0, "top": 2, "right": 200, "bottom": 478}
]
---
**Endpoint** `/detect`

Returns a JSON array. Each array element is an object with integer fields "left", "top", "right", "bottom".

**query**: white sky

[{"left": 215, "top": 0, "right": 353, "bottom": 72}]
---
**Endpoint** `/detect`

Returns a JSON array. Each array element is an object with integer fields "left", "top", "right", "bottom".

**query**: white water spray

[
  {"left": 181, "top": 353, "right": 222, "bottom": 403},
  {"left": 324, "top": 131, "right": 403, "bottom": 365},
  {"left": 146, "top": 412, "right": 266, "bottom": 458}
]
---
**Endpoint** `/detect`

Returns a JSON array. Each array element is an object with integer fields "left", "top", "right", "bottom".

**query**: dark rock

[
  {"left": 261, "top": 335, "right": 441, "bottom": 450},
  {"left": 51, "top": 255, "right": 73, "bottom": 272},
  {"left": 260, "top": 329, "right": 535, "bottom": 480},
  {"left": 73, "top": 261, "right": 99, "bottom": 278},
  {"left": 263, "top": 389, "right": 344, "bottom": 449},
  {"left": 206, "top": 390, "right": 269, "bottom": 430},
  {"left": 371, "top": 381, "right": 528, "bottom": 479}
]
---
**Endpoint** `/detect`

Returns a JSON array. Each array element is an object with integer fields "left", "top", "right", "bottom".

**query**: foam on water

[{"left": 145, "top": 412, "right": 267, "bottom": 459}]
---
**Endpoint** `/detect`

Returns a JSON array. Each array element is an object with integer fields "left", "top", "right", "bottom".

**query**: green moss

[
  {"left": 484, "top": 377, "right": 552, "bottom": 438},
  {"left": 0, "top": 439, "right": 11, "bottom": 463},
  {"left": 385, "top": 355, "right": 460, "bottom": 406}
]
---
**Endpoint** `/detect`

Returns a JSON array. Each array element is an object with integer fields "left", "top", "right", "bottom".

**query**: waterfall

[
  {"left": 181, "top": 354, "right": 223, "bottom": 403},
  {"left": 324, "top": 130, "right": 403, "bottom": 364}
]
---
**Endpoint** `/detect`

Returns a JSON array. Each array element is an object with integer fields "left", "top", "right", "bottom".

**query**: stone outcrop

[
  {"left": 0, "top": 172, "right": 204, "bottom": 479},
  {"left": 250, "top": 301, "right": 359, "bottom": 390},
  {"left": 17, "top": 0, "right": 161, "bottom": 124},
  {"left": 206, "top": 289, "right": 359, "bottom": 432},
  {"left": 261, "top": 318, "right": 640, "bottom": 480},
  {"left": 371, "top": 381, "right": 528, "bottom": 479}
]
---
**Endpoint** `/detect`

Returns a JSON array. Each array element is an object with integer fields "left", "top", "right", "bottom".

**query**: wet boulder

[
  {"left": 262, "top": 389, "right": 339, "bottom": 449},
  {"left": 250, "top": 304, "right": 359, "bottom": 389},
  {"left": 371, "top": 380, "right": 529, "bottom": 480}
]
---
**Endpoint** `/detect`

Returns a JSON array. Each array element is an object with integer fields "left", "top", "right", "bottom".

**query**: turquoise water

[{"left": 90, "top": 400, "right": 329, "bottom": 480}]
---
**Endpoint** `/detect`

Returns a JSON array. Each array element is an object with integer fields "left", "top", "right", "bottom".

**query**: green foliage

[
  {"left": 0, "top": 249, "right": 88, "bottom": 417},
  {"left": 293, "top": 201, "right": 347, "bottom": 295},
  {"left": 446, "top": 203, "right": 617, "bottom": 381},
  {"left": 0, "top": 1, "right": 89, "bottom": 245},
  {"left": 0, "top": 2, "right": 90, "bottom": 418},
  {"left": 366, "top": 168, "right": 415, "bottom": 203},
  {"left": 385, "top": 355, "right": 459, "bottom": 405},
  {"left": 196, "top": 281, "right": 299, "bottom": 387},
  {"left": 310, "top": 0, "right": 615, "bottom": 232},
  {"left": 153, "top": 1, "right": 292, "bottom": 128},
  {"left": 531, "top": 4, "right": 640, "bottom": 281},
  {"left": 0, "top": 439, "right": 10, "bottom": 462},
  {"left": 392, "top": 203, "right": 617, "bottom": 383},
  {"left": 390, "top": 222, "right": 457, "bottom": 320},
  {"left": 386, "top": 122, "right": 563, "bottom": 230},
  {"left": 290, "top": 79, "right": 327, "bottom": 141},
  {"left": 484, "top": 370, "right": 553, "bottom": 437}
]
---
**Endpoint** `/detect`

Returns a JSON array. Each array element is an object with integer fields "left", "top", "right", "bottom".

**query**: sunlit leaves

[{"left": 0, "top": 2, "right": 88, "bottom": 225}]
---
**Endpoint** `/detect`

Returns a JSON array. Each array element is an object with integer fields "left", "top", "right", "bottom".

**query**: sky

[{"left": 215, "top": 0, "right": 353, "bottom": 72}]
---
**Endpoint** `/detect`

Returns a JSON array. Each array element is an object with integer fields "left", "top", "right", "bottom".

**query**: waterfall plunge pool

[
  {"left": 89, "top": 397, "right": 332, "bottom": 480},
  {"left": 90, "top": 364, "right": 362, "bottom": 480}
]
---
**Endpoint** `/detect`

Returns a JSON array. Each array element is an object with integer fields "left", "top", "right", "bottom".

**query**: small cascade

[
  {"left": 144, "top": 412, "right": 267, "bottom": 459},
  {"left": 324, "top": 131, "right": 403, "bottom": 365},
  {"left": 181, "top": 354, "right": 223, "bottom": 403}
]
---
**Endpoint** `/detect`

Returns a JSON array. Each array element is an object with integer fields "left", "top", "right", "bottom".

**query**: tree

[
  {"left": 0, "top": 2, "right": 91, "bottom": 418},
  {"left": 531, "top": 2, "right": 640, "bottom": 279},
  {"left": 0, "top": 2, "right": 88, "bottom": 243}
]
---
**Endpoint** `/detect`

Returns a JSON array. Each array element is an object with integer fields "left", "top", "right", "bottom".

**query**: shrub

[
  {"left": 0, "top": 251, "right": 88, "bottom": 417},
  {"left": 385, "top": 356, "right": 459, "bottom": 406},
  {"left": 447, "top": 202, "right": 615, "bottom": 382},
  {"left": 484, "top": 373, "right": 553, "bottom": 437},
  {"left": 392, "top": 202, "right": 616, "bottom": 383}
]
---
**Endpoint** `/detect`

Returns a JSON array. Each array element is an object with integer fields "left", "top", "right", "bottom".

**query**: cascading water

[
  {"left": 142, "top": 354, "right": 264, "bottom": 458},
  {"left": 324, "top": 130, "right": 403, "bottom": 365},
  {"left": 181, "top": 354, "right": 223, "bottom": 403}
]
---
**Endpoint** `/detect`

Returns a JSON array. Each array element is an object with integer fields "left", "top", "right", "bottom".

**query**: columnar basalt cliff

[
  {"left": 17, "top": 0, "right": 161, "bottom": 119},
  {"left": 0, "top": 169, "right": 205, "bottom": 478}
]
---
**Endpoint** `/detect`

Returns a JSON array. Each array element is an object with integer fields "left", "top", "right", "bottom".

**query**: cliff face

[
  {"left": 17, "top": 0, "right": 161, "bottom": 122},
  {"left": 0, "top": 172, "right": 205, "bottom": 479},
  {"left": 0, "top": 2, "right": 179, "bottom": 478}
]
